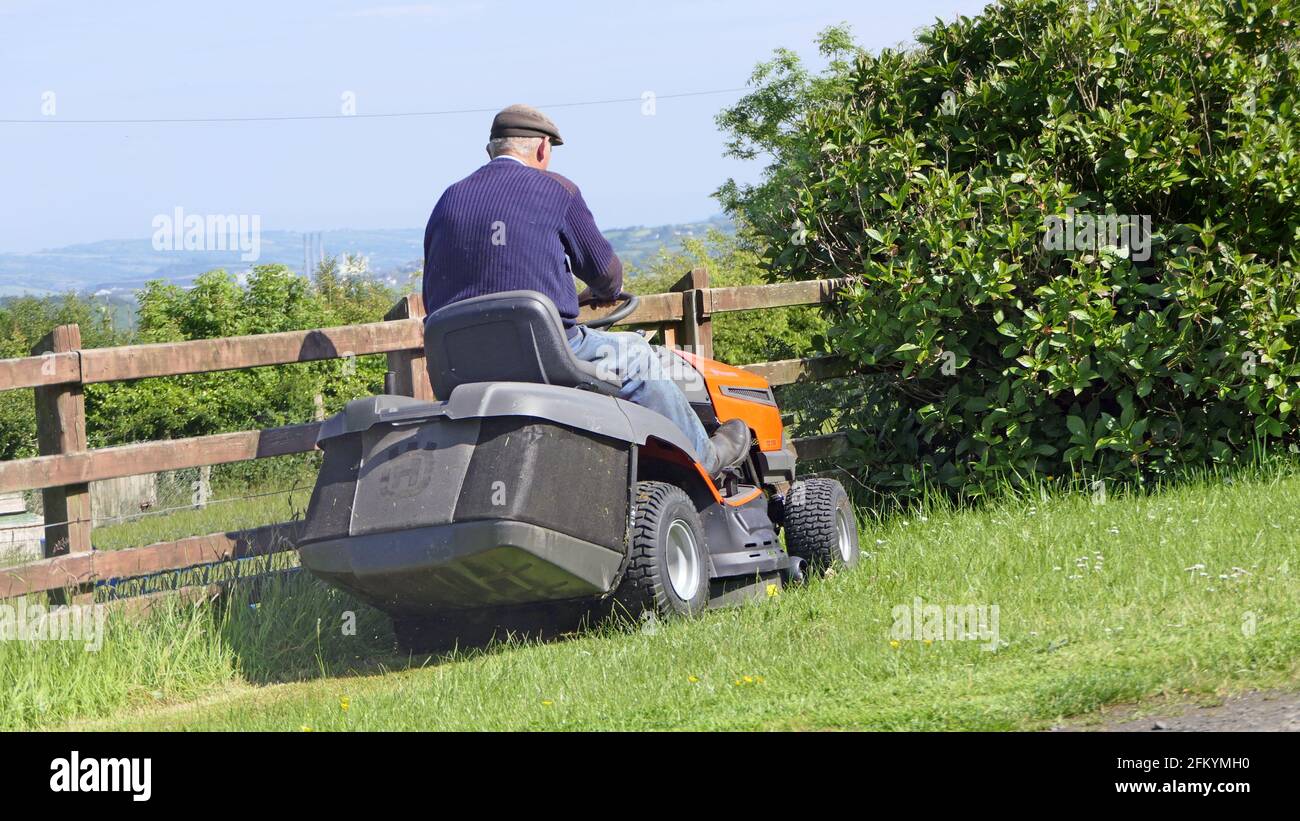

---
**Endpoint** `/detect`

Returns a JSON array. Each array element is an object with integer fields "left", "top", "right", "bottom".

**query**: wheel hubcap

[
  {"left": 835, "top": 508, "right": 854, "bottom": 563},
  {"left": 665, "top": 519, "right": 701, "bottom": 600}
]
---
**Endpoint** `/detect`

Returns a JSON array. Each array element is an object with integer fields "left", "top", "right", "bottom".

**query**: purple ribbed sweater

[{"left": 422, "top": 157, "right": 624, "bottom": 332}]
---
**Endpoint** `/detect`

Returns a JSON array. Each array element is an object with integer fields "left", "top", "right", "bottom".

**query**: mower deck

[{"left": 299, "top": 519, "right": 624, "bottom": 616}]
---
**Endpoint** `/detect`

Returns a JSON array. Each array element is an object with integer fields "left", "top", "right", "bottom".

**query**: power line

[{"left": 0, "top": 87, "right": 749, "bottom": 125}]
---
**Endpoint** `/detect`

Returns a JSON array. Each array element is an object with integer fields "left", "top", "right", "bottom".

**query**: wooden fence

[{"left": 0, "top": 269, "right": 855, "bottom": 604}]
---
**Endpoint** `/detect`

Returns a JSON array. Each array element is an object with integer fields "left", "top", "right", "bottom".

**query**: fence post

[
  {"left": 659, "top": 322, "right": 677, "bottom": 348},
  {"left": 384, "top": 294, "right": 435, "bottom": 400},
  {"left": 32, "top": 325, "right": 92, "bottom": 565},
  {"left": 673, "top": 267, "right": 713, "bottom": 359}
]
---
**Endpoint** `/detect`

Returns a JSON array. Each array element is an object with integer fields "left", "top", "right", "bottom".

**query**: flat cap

[{"left": 490, "top": 103, "right": 563, "bottom": 146}]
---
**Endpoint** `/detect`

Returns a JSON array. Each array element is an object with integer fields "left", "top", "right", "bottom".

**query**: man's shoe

[{"left": 700, "top": 419, "right": 750, "bottom": 480}]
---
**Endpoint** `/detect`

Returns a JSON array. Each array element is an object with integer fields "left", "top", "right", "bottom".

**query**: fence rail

[{"left": 0, "top": 270, "right": 854, "bottom": 602}]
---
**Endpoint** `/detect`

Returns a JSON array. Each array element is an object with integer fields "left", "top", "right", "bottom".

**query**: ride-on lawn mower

[{"left": 297, "top": 290, "right": 859, "bottom": 652}]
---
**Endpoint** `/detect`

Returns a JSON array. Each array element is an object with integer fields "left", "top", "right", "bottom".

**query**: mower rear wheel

[
  {"left": 614, "top": 481, "right": 710, "bottom": 618},
  {"left": 783, "top": 478, "right": 859, "bottom": 575}
]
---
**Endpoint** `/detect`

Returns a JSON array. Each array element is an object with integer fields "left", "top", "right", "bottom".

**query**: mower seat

[{"left": 424, "top": 290, "right": 622, "bottom": 398}]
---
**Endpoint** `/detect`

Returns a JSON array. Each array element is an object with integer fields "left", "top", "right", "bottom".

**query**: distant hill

[
  {"left": 0, "top": 216, "right": 733, "bottom": 298},
  {"left": 602, "top": 215, "right": 733, "bottom": 272}
]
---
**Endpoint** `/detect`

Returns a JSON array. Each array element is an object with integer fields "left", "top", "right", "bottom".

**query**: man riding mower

[{"left": 296, "top": 105, "right": 859, "bottom": 651}]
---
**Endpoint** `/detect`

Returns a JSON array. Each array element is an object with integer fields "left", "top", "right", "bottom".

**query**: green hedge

[{"left": 718, "top": 0, "right": 1300, "bottom": 497}]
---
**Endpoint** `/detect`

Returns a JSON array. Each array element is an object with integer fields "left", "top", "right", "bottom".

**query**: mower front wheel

[
  {"left": 614, "top": 481, "right": 710, "bottom": 618},
  {"left": 783, "top": 478, "right": 859, "bottom": 575}
]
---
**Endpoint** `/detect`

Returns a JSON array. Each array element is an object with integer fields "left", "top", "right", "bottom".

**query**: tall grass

[
  {"left": 0, "top": 573, "right": 393, "bottom": 731},
  {"left": 2, "top": 460, "right": 1296, "bottom": 731}
]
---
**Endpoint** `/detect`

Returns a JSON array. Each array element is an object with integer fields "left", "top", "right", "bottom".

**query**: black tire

[
  {"left": 614, "top": 481, "right": 710, "bottom": 618},
  {"left": 783, "top": 478, "right": 859, "bottom": 575}
]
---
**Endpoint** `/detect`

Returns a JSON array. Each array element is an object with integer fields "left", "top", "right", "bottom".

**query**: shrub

[{"left": 717, "top": 0, "right": 1300, "bottom": 497}]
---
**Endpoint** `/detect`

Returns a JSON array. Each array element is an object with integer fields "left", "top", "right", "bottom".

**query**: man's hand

[{"left": 577, "top": 287, "right": 619, "bottom": 308}]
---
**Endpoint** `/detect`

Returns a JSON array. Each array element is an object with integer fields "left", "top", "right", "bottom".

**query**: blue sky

[{"left": 0, "top": 0, "right": 992, "bottom": 253}]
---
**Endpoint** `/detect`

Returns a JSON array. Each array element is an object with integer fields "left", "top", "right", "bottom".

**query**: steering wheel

[{"left": 579, "top": 291, "right": 640, "bottom": 329}]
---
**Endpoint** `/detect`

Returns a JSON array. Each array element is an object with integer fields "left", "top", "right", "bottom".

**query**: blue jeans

[{"left": 568, "top": 326, "right": 714, "bottom": 461}]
